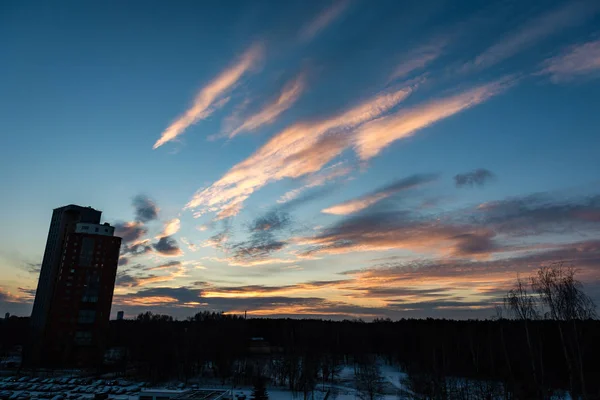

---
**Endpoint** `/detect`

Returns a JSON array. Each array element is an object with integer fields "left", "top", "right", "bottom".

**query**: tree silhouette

[{"left": 251, "top": 376, "right": 268, "bottom": 400}]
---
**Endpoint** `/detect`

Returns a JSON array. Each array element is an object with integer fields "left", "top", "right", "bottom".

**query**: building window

[
  {"left": 82, "top": 295, "right": 98, "bottom": 303},
  {"left": 74, "top": 331, "right": 92, "bottom": 345},
  {"left": 79, "top": 237, "right": 94, "bottom": 266},
  {"left": 77, "top": 310, "right": 96, "bottom": 324}
]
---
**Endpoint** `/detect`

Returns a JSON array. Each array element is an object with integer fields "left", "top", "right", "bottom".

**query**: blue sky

[{"left": 1, "top": 0, "right": 600, "bottom": 319}]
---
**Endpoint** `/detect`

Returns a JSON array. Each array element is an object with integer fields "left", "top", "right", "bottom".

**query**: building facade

[{"left": 28, "top": 205, "right": 122, "bottom": 367}]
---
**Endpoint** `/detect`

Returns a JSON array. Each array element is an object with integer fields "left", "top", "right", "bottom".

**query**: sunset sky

[{"left": 2, "top": 0, "right": 600, "bottom": 319}]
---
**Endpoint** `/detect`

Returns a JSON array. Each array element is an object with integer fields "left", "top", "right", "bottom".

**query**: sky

[{"left": 1, "top": 0, "right": 600, "bottom": 320}]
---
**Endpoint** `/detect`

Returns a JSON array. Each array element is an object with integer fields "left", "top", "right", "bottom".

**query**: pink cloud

[
  {"left": 228, "top": 73, "right": 306, "bottom": 138},
  {"left": 353, "top": 79, "right": 513, "bottom": 160},
  {"left": 153, "top": 43, "right": 264, "bottom": 149},
  {"left": 186, "top": 85, "right": 414, "bottom": 218}
]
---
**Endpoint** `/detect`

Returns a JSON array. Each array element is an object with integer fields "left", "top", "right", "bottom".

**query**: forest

[{"left": 1, "top": 265, "right": 598, "bottom": 400}]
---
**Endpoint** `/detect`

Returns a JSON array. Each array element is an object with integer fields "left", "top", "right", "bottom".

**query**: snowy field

[{"left": 0, "top": 364, "right": 573, "bottom": 400}]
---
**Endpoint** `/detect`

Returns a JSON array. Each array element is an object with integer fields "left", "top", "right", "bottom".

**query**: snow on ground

[{"left": 0, "top": 363, "right": 414, "bottom": 400}]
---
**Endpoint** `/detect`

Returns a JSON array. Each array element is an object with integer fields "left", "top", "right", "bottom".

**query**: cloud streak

[
  {"left": 539, "top": 39, "right": 600, "bottom": 82},
  {"left": 186, "top": 77, "right": 512, "bottom": 220},
  {"left": 390, "top": 41, "right": 446, "bottom": 81},
  {"left": 464, "top": 1, "right": 599, "bottom": 71},
  {"left": 186, "top": 85, "right": 415, "bottom": 219},
  {"left": 278, "top": 162, "right": 352, "bottom": 204},
  {"left": 298, "top": 210, "right": 498, "bottom": 259},
  {"left": 323, "top": 174, "right": 438, "bottom": 215},
  {"left": 228, "top": 73, "right": 306, "bottom": 138},
  {"left": 153, "top": 43, "right": 264, "bottom": 149},
  {"left": 299, "top": 0, "right": 351, "bottom": 42},
  {"left": 353, "top": 79, "right": 513, "bottom": 160}
]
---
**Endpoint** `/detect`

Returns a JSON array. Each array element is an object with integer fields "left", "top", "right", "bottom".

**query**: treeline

[
  {"left": 1, "top": 265, "right": 598, "bottom": 399},
  {"left": 104, "top": 265, "right": 600, "bottom": 399},
  {"left": 3, "top": 311, "right": 599, "bottom": 398},
  {"left": 105, "top": 314, "right": 600, "bottom": 398}
]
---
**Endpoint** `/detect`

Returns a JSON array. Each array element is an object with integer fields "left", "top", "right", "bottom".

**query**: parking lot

[{"left": 0, "top": 376, "right": 144, "bottom": 400}]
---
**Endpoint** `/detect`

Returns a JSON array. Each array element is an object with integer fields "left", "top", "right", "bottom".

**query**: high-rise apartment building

[{"left": 28, "top": 205, "right": 122, "bottom": 367}]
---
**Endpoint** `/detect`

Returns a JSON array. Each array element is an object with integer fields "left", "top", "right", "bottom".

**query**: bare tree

[
  {"left": 504, "top": 275, "right": 542, "bottom": 399},
  {"left": 504, "top": 275, "right": 539, "bottom": 320},
  {"left": 531, "top": 264, "right": 596, "bottom": 321},
  {"left": 531, "top": 264, "right": 597, "bottom": 400},
  {"left": 355, "top": 357, "right": 384, "bottom": 400}
]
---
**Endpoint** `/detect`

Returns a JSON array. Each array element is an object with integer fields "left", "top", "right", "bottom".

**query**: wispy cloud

[
  {"left": 298, "top": 210, "right": 498, "bottom": 259},
  {"left": 186, "top": 85, "right": 414, "bottom": 219},
  {"left": 277, "top": 162, "right": 352, "bottom": 204},
  {"left": 147, "top": 260, "right": 182, "bottom": 271},
  {"left": 390, "top": 41, "right": 446, "bottom": 81},
  {"left": 301, "top": 191, "right": 600, "bottom": 259},
  {"left": 121, "top": 241, "right": 153, "bottom": 256},
  {"left": 202, "top": 230, "right": 230, "bottom": 250},
  {"left": 206, "top": 255, "right": 297, "bottom": 268},
  {"left": 353, "top": 79, "right": 513, "bottom": 160},
  {"left": 464, "top": 1, "right": 599, "bottom": 72},
  {"left": 157, "top": 218, "right": 181, "bottom": 238},
  {"left": 227, "top": 73, "right": 306, "bottom": 138},
  {"left": 323, "top": 174, "right": 438, "bottom": 215},
  {"left": 539, "top": 38, "right": 600, "bottom": 82},
  {"left": 153, "top": 43, "right": 264, "bottom": 149},
  {"left": 180, "top": 237, "right": 198, "bottom": 252},
  {"left": 299, "top": 0, "right": 351, "bottom": 42},
  {"left": 116, "top": 265, "right": 187, "bottom": 288},
  {"left": 0, "top": 287, "right": 31, "bottom": 304}
]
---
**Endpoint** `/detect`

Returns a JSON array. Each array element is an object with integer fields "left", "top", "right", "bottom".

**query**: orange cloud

[
  {"left": 153, "top": 43, "right": 264, "bottom": 149},
  {"left": 206, "top": 255, "right": 297, "bottom": 268},
  {"left": 0, "top": 287, "right": 31, "bottom": 303},
  {"left": 228, "top": 73, "right": 306, "bottom": 138},
  {"left": 323, "top": 174, "right": 437, "bottom": 215},
  {"left": 323, "top": 193, "right": 389, "bottom": 215},
  {"left": 297, "top": 223, "right": 496, "bottom": 259},
  {"left": 353, "top": 79, "right": 512, "bottom": 160},
  {"left": 117, "top": 296, "right": 180, "bottom": 306},
  {"left": 186, "top": 85, "right": 414, "bottom": 218},
  {"left": 157, "top": 218, "right": 181, "bottom": 238}
]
